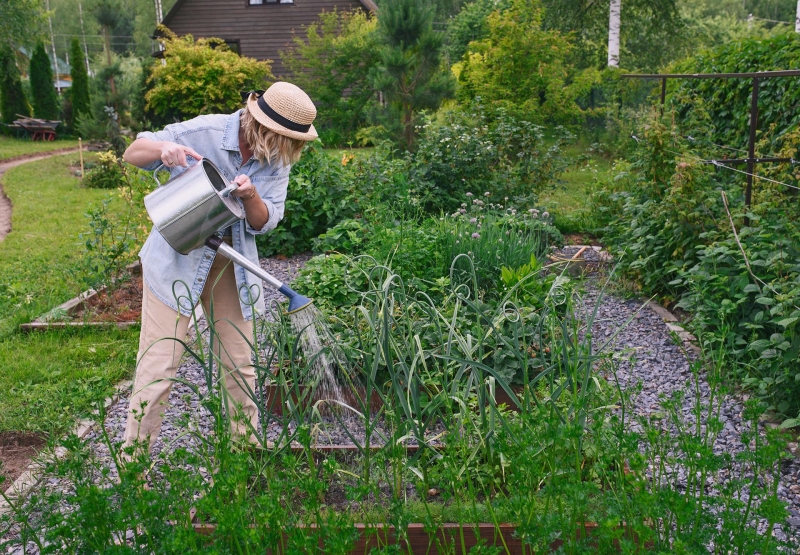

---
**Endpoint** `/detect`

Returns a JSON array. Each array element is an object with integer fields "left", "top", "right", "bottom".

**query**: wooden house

[{"left": 160, "top": 0, "right": 377, "bottom": 77}]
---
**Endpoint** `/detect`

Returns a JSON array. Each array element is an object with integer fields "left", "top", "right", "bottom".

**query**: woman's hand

[
  {"left": 159, "top": 142, "right": 202, "bottom": 168},
  {"left": 231, "top": 175, "right": 258, "bottom": 201},
  {"left": 122, "top": 138, "right": 202, "bottom": 168},
  {"left": 231, "top": 174, "right": 269, "bottom": 230}
]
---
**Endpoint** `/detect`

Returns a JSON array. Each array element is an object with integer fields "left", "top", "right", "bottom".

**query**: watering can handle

[{"left": 152, "top": 155, "right": 200, "bottom": 187}]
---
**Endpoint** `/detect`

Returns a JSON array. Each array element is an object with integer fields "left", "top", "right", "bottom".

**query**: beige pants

[{"left": 123, "top": 252, "right": 258, "bottom": 454}]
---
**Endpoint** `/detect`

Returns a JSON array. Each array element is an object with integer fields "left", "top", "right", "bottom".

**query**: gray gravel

[
  {"left": 3, "top": 251, "right": 800, "bottom": 552},
  {"left": 581, "top": 282, "right": 800, "bottom": 547}
]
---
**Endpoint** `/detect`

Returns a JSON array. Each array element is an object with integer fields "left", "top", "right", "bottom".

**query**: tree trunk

[
  {"left": 404, "top": 100, "right": 413, "bottom": 150},
  {"left": 608, "top": 0, "right": 621, "bottom": 68},
  {"left": 102, "top": 24, "right": 117, "bottom": 95},
  {"left": 796, "top": 0, "right": 800, "bottom": 33}
]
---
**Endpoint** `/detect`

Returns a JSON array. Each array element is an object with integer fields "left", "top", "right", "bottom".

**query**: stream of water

[{"left": 288, "top": 305, "right": 344, "bottom": 407}]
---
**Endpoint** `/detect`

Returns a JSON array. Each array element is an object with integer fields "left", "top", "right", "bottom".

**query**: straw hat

[{"left": 245, "top": 82, "right": 318, "bottom": 141}]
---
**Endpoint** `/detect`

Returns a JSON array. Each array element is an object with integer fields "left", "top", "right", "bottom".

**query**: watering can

[{"left": 143, "top": 158, "right": 312, "bottom": 314}]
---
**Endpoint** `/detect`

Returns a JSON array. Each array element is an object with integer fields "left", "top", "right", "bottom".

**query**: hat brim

[{"left": 246, "top": 95, "right": 318, "bottom": 141}]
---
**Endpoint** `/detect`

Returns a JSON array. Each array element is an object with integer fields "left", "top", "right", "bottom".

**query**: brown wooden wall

[{"left": 163, "top": 0, "right": 369, "bottom": 78}]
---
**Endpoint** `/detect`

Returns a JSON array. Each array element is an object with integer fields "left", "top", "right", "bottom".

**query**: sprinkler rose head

[{"left": 278, "top": 284, "right": 314, "bottom": 314}]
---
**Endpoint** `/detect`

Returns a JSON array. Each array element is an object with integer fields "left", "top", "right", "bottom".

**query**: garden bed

[
  {"left": 0, "top": 433, "right": 45, "bottom": 485},
  {"left": 190, "top": 521, "right": 642, "bottom": 554},
  {"left": 20, "top": 262, "right": 142, "bottom": 331}
]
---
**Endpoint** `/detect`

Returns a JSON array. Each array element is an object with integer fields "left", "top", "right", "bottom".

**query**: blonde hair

[{"left": 240, "top": 108, "right": 307, "bottom": 166}]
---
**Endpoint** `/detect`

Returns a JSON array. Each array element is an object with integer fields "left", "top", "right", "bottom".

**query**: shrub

[
  {"left": 454, "top": 0, "right": 597, "bottom": 126},
  {"left": 84, "top": 151, "right": 126, "bottom": 190},
  {"left": 256, "top": 143, "right": 358, "bottom": 257},
  {"left": 668, "top": 33, "right": 800, "bottom": 153},
  {"left": 410, "top": 102, "right": 573, "bottom": 213},
  {"left": 591, "top": 110, "right": 800, "bottom": 423},
  {"left": 145, "top": 28, "right": 273, "bottom": 122},
  {"left": 282, "top": 9, "right": 380, "bottom": 146}
]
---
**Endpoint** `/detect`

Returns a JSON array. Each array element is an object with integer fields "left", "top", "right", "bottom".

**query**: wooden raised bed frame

[
  {"left": 20, "top": 261, "right": 142, "bottom": 332},
  {"left": 192, "top": 521, "right": 643, "bottom": 554}
]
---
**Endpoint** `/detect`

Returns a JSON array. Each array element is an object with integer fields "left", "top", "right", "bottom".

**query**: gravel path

[
  {"left": 582, "top": 283, "right": 800, "bottom": 545},
  {"left": 3, "top": 251, "right": 800, "bottom": 551}
]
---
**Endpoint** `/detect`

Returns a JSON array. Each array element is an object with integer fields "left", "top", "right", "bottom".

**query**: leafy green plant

[
  {"left": 77, "top": 196, "right": 134, "bottom": 293},
  {"left": 282, "top": 9, "right": 380, "bottom": 146},
  {"left": 83, "top": 150, "right": 126, "bottom": 189},
  {"left": 145, "top": 27, "right": 273, "bottom": 124},
  {"left": 312, "top": 218, "right": 368, "bottom": 254},
  {"left": 410, "top": 101, "right": 573, "bottom": 213},
  {"left": 292, "top": 253, "right": 368, "bottom": 312},
  {"left": 256, "top": 143, "right": 360, "bottom": 257},
  {"left": 591, "top": 108, "right": 800, "bottom": 423},
  {"left": 441, "top": 194, "right": 563, "bottom": 295}
]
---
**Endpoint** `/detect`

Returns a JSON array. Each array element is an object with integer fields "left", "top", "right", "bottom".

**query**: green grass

[
  {"left": 0, "top": 329, "right": 136, "bottom": 434},
  {"left": 0, "top": 154, "right": 137, "bottom": 435},
  {"left": 539, "top": 141, "right": 613, "bottom": 235},
  {"left": 0, "top": 136, "right": 80, "bottom": 162}
]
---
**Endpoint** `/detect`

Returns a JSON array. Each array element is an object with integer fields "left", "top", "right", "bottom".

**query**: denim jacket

[{"left": 135, "top": 110, "right": 289, "bottom": 321}]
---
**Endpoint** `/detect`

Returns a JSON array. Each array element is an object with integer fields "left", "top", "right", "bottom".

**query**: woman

[{"left": 122, "top": 82, "right": 317, "bottom": 454}]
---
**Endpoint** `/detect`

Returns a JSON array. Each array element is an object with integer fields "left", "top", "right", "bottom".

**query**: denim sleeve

[
  {"left": 245, "top": 168, "right": 290, "bottom": 235},
  {"left": 134, "top": 127, "right": 177, "bottom": 171}
]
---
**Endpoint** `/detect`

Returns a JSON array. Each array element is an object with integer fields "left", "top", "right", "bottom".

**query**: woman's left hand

[
  {"left": 231, "top": 174, "right": 269, "bottom": 230},
  {"left": 231, "top": 174, "right": 259, "bottom": 202}
]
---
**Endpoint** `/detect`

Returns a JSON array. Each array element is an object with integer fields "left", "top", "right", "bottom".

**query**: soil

[
  {"left": 71, "top": 272, "right": 143, "bottom": 323},
  {"left": 0, "top": 433, "right": 46, "bottom": 486}
]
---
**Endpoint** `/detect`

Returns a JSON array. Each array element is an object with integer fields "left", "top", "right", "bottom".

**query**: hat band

[{"left": 256, "top": 95, "right": 311, "bottom": 133}]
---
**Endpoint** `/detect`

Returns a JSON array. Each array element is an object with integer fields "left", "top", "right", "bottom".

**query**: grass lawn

[
  {"left": 539, "top": 142, "right": 613, "bottom": 235},
  {"left": 0, "top": 136, "right": 80, "bottom": 162},
  {"left": 0, "top": 154, "right": 137, "bottom": 435}
]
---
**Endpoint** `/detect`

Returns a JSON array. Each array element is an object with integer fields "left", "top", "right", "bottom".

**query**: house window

[
  {"left": 224, "top": 40, "right": 240, "bottom": 55},
  {"left": 248, "top": 0, "right": 293, "bottom": 5}
]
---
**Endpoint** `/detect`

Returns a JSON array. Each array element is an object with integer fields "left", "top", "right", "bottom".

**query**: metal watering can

[{"left": 143, "top": 158, "right": 312, "bottom": 314}]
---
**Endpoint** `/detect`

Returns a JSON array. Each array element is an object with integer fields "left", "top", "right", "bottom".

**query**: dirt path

[{"left": 0, "top": 149, "right": 81, "bottom": 243}]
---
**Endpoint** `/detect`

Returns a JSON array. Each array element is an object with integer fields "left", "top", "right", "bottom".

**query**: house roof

[{"left": 162, "top": 0, "right": 377, "bottom": 26}]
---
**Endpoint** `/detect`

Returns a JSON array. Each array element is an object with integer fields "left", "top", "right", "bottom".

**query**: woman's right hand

[{"left": 159, "top": 142, "right": 203, "bottom": 168}]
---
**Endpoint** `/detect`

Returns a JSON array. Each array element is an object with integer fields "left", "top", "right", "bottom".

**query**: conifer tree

[
  {"left": 373, "top": 0, "right": 454, "bottom": 149},
  {"left": 69, "top": 38, "right": 91, "bottom": 124},
  {"left": 0, "top": 47, "right": 31, "bottom": 124},
  {"left": 29, "top": 43, "right": 60, "bottom": 120}
]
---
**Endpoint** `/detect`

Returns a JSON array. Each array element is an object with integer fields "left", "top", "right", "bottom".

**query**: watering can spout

[
  {"left": 205, "top": 236, "right": 314, "bottom": 313},
  {"left": 278, "top": 285, "right": 313, "bottom": 314}
]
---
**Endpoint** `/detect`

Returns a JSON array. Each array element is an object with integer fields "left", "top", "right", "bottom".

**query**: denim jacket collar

[{"left": 220, "top": 110, "right": 243, "bottom": 152}]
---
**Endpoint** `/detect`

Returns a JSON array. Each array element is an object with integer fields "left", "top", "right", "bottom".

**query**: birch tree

[
  {"left": 608, "top": 0, "right": 621, "bottom": 67},
  {"left": 796, "top": 0, "right": 800, "bottom": 32}
]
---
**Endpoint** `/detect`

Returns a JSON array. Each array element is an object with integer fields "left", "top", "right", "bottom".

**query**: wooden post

[
  {"left": 78, "top": 137, "right": 84, "bottom": 180},
  {"left": 745, "top": 77, "right": 759, "bottom": 225},
  {"left": 660, "top": 77, "right": 667, "bottom": 116}
]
